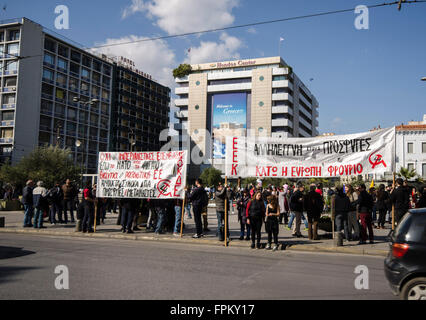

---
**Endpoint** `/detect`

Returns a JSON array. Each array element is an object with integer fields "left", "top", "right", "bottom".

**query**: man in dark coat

[
  {"left": 304, "top": 184, "right": 323, "bottom": 240},
  {"left": 390, "top": 178, "right": 410, "bottom": 224},
  {"left": 187, "top": 179, "right": 207, "bottom": 238}
]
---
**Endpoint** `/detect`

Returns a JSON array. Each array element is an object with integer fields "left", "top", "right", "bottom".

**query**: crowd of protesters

[{"left": 13, "top": 176, "right": 426, "bottom": 249}]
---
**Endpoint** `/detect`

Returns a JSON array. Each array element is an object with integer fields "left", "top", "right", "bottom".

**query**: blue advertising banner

[{"left": 212, "top": 93, "right": 247, "bottom": 159}]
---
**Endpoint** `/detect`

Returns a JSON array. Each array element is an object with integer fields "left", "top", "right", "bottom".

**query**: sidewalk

[{"left": 0, "top": 209, "right": 391, "bottom": 257}]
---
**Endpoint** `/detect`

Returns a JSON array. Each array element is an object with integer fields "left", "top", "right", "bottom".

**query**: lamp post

[{"left": 75, "top": 139, "right": 84, "bottom": 189}]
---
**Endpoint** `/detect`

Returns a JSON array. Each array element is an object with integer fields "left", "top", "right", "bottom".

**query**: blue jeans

[
  {"left": 288, "top": 212, "right": 308, "bottom": 229},
  {"left": 34, "top": 207, "right": 44, "bottom": 228},
  {"left": 155, "top": 208, "right": 166, "bottom": 233},
  {"left": 335, "top": 214, "right": 350, "bottom": 240},
  {"left": 23, "top": 204, "right": 33, "bottom": 226},
  {"left": 240, "top": 220, "right": 251, "bottom": 238},
  {"left": 121, "top": 207, "right": 134, "bottom": 231},
  {"left": 216, "top": 211, "right": 223, "bottom": 235},
  {"left": 50, "top": 202, "right": 61, "bottom": 224},
  {"left": 185, "top": 203, "right": 192, "bottom": 219},
  {"left": 174, "top": 206, "right": 182, "bottom": 234}
]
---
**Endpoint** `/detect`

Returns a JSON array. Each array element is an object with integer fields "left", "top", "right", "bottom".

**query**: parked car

[{"left": 384, "top": 208, "right": 426, "bottom": 300}]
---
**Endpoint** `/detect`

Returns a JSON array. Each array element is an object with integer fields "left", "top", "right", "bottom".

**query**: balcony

[
  {"left": 1, "top": 120, "right": 14, "bottom": 127},
  {"left": 2, "top": 104, "right": 16, "bottom": 110},
  {"left": 207, "top": 82, "right": 252, "bottom": 93},
  {"left": 272, "top": 119, "right": 292, "bottom": 128},
  {"left": 272, "top": 93, "right": 293, "bottom": 103},
  {"left": 175, "top": 99, "right": 189, "bottom": 107},
  {"left": 175, "top": 87, "right": 189, "bottom": 95},
  {"left": 272, "top": 80, "right": 293, "bottom": 91},
  {"left": 299, "top": 117, "right": 313, "bottom": 131},
  {"left": 272, "top": 106, "right": 293, "bottom": 115}
]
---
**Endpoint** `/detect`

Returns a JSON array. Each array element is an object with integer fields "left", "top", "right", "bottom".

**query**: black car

[{"left": 384, "top": 208, "right": 426, "bottom": 300}]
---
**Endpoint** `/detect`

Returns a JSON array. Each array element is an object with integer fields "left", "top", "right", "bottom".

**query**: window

[
  {"left": 82, "top": 68, "right": 90, "bottom": 79},
  {"left": 89, "top": 141, "right": 98, "bottom": 152},
  {"left": 66, "top": 137, "right": 75, "bottom": 148},
  {"left": 57, "top": 58, "right": 67, "bottom": 70},
  {"left": 91, "top": 86, "right": 100, "bottom": 97},
  {"left": 3, "top": 94, "right": 15, "bottom": 105},
  {"left": 93, "top": 60, "right": 102, "bottom": 72},
  {"left": 70, "top": 63, "right": 80, "bottom": 75},
  {"left": 9, "top": 30, "right": 20, "bottom": 41},
  {"left": 423, "top": 163, "right": 426, "bottom": 178},
  {"left": 6, "top": 61, "right": 18, "bottom": 73},
  {"left": 1, "top": 128, "right": 13, "bottom": 138},
  {"left": 407, "top": 143, "right": 414, "bottom": 154},
  {"left": 0, "top": 31, "right": 4, "bottom": 42},
  {"left": 56, "top": 73, "right": 67, "bottom": 86},
  {"left": 44, "top": 53, "right": 55, "bottom": 65},
  {"left": 41, "top": 83, "right": 54, "bottom": 97},
  {"left": 407, "top": 163, "right": 415, "bottom": 172},
  {"left": 423, "top": 142, "right": 426, "bottom": 154},
  {"left": 66, "top": 122, "right": 77, "bottom": 133},
  {"left": 273, "top": 75, "right": 288, "bottom": 81},
  {"left": 67, "top": 108, "right": 77, "bottom": 121},
  {"left": 103, "top": 65, "right": 111, "bottom": 76},
  {"left": 41, "top": 100, "right": 53, "bottom": 114},
  {"left": 102, "top": 90, "right": 109, "bottom": 100},
  {"left": 100, "top": 117, "right": 109, "bottom": 129},
  {"left": 89, "top": 127, "right": 98, "bottom": 138},
  {"left": 102, "top": 76, "right": 110, "bottom": 87},
  {"left": 7, "top": 43, "right": 19, "bottom": 56},
  {"left": 101, "top": 103, "right": 109, "bottom": 115},
  {"left": 44, "top": 39, "right": 56, "bottom": 53},
  {"left": 39, "top": 132, "right": 51, "bottom": 145},
  {"left": 55, "top": 104, "right": 65, "bottom": 117},
  {"left": 4, "top": 77, "right": 17, "bottom": 87},
  {"left": 2, "top": 111, "right": 14, "bottom": 121},
  {"left": 70, "top": 50, "right": 81, "bottom": 63},
  {"left": 81, "top": 82, "right": 89, "bottom": 93},
  {"left": 58, "top": 44, "right": 69, "bottom": 58},
  {"left": 43, "top": 68, "right": 54, "bottom": 81},
  {"left": 90, "top": 114, "right": 98, "bottom": 126},
  {"left": 82, "top": 56, "right": 91, "bottom": 68},
  {"left": 92, "top": 72, "right": 101, "bottom": 84},
  {"left": 69, "top": 78, "right": 78, "bottom": 91},
  {"left": 56, "top": 88, "right": 65, "bottom": 100}
]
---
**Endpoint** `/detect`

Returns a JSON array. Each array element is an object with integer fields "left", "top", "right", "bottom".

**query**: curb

[{"left": 0, "top": 228, "right": 389, "bottom": 257}]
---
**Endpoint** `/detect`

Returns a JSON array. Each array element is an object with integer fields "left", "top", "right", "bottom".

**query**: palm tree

[{"left": 397, "top": 167, "right": 417, "bottom": 181}]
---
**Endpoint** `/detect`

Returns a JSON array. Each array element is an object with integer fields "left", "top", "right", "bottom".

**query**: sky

[{"left": 3, "top": 0, "right": 426, "bottom": 135}]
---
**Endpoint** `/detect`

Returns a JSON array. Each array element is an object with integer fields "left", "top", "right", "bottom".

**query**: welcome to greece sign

[
  {"left": 225, "top": 127, "right": 395, "bottom": 178},
  {"left": 97, "top": 151, "right": 187, "bottom": 199}
]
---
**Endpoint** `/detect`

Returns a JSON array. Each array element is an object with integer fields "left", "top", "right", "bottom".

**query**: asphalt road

[{"left": 0, "top": 233, "right": 396, "bottom": 300}]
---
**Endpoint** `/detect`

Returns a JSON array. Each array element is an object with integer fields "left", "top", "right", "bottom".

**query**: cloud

[
  {"left": 186, "top": 33, "right": 243, "bottom": 64},
  {"left": 92, "top": 36, "right": 176, "bottom": 89},
  {"left": 122, "top": 0, "right": 239, "bottom": 35},
  {"left": 122, "top": 0, "right": 146, "bottom": 19}
]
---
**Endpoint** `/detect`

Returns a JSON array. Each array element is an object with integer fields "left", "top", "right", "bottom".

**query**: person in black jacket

[
  {"left": 390, "top": 178, "right": 410, "bottom": 224},
  {"left": 290, "top": 183, "right": 305, "bottom": 238},
  {"left": 332, "top": 186, "right": 351, "bottom": 241},
  {"left": 357, "top": 184, "right": 375, "bottom": 245},
  {"left": 417, "top": 186, "right": 426, "bottom": 209},
  {"left": 376, "top": 184, "right": 390, "bottom": 229},
  {"left": 22, "top": 180, "right": 34, "bottom": 228},
  {"left": 187, "top": 179, "right": 207, "bottom": 239},
  {"left": 304, "top": 185, "right": 323, "bottom": 240},
  {"left": 246, "top": 191, "right": 266, "bottom": 249},
  {"left": 48, "top": 182, "right": 64, "bottom": 225}
]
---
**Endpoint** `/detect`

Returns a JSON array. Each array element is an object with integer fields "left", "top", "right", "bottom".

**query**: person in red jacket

[{"left": 246, "top": 191, "right": 266, "bottom": 249}]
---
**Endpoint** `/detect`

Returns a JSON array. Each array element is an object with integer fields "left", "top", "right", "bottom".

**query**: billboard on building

[{"left": 212, "top": 93, "right": 247, "bottom": 159}]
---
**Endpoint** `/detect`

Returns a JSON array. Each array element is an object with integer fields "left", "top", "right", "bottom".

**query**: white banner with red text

[
  {"left": 97, "top": 151, "right": 187, "bottom": 199},
  {"left": 225, "top": 127, "right": 395, "bottom": 178}
]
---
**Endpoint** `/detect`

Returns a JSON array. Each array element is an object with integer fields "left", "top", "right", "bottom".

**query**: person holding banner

[
  {"left": 246, "top": 191, "right": 266, "bottom": 249},
  {"left": 120, "top": 198, "right": 139, "bottom": 234},
  {"left": 173, "top": 198, "right": 183, "bottom": 237},
  {"left": 215, "top": 184, "right": 231, "bottom": 241}
]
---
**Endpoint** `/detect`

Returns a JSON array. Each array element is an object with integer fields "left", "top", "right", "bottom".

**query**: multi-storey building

[
  {"left": 174, "top": 56, "right": 319, "bottom": 176},
  {"left": 111, "top": 64, "right": 170, "bottom": 152},
  {"left": 0, "top": 18, "right": 113, "bottom": 174},
  {"left": 0, "top": 18, "right": 171, "bottom": 174}
]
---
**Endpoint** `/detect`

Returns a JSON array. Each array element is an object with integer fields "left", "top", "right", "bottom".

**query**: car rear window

[{"left": 395, "top": 213, "right": 426, "bottom": 244}]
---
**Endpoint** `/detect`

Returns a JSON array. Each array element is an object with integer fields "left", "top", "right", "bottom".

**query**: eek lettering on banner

[
  {"left": 225, "top": 127, "right": 395, "bottom": 178},
  {"left": 97, "top": 151, "right": 188, "bottom": 199}
]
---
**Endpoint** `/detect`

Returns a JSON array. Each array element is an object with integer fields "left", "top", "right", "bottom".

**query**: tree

[
  {"left": 173, "top": 64, "right": 192, "bottom": 79},
  {"left": 0, "top": 146, "right": 82, "bottom": 189},
  {"left": 398, "top": 167, "right": 417, "bottom": 181},
  {"left": 199, "top": 167, "right": 223, "bottom": 187}
]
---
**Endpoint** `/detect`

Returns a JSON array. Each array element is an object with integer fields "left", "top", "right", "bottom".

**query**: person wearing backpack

[
  {"left": 357, "top": 184, "right": 375, "bottom": 245},
  {"left": 187, "top": 179, "right": 208, "bottom": 239}
]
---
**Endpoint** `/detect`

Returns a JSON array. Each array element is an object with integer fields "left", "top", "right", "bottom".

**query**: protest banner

[
  {"left": 97, "top": 151, "right": 187, "bottom": 199},
  {"left": 225, "top": 127, "right": 395, "bottom": 178}
]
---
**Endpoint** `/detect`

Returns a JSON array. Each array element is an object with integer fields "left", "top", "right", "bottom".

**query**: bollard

[
  {"left": 0, "top": 217, "right": 5, "bottom": 228},
  {"left": 334, "top": 231, "right": 343, "bottom": 247}
]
